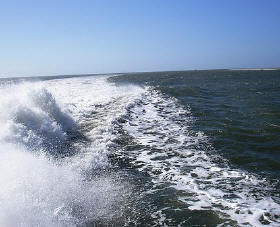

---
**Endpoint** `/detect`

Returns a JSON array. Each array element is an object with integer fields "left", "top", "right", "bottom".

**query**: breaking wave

[{"left": 0, "top": 77, "right": 144, "bottom": 226}]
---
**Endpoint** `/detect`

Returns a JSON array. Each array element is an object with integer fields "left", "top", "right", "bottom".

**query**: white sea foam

[
  {"left": 121, "top": 88, "right": 280, "bottom": 226},
  {"left": 0, "top": 76, "right": 144, "bottom": 226},
  {"left": 0, "top": 83, "right": 76, "bottom": 151},
  {"left": 0, "top": 144, "right": 127, "bottom": 227}
]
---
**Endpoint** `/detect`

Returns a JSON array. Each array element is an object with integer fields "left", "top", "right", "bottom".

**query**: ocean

[{"left": 0, "top": 70, "right": 279, "bottom": 226}]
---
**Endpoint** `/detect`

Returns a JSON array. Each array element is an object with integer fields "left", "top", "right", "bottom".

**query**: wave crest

[{"left": 0, "top": 83, "right": 77, "bottom": 155}]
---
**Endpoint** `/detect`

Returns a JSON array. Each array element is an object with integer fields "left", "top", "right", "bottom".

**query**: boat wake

[{"left": 0, "top": 75, "right": 279, "bottom": 226}]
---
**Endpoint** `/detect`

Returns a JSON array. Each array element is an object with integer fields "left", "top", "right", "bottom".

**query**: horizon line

[{"left": 1, "top": 67, "right": 280, "bottom": 80}]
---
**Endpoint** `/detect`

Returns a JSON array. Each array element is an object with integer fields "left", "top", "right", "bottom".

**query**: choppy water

[{"left": 0, "top": 70, "right": 279, "bottom": 226}]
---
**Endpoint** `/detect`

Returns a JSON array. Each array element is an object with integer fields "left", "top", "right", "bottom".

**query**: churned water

[{"left": 0, "top": 70, "right": 279, "bottom": 226}]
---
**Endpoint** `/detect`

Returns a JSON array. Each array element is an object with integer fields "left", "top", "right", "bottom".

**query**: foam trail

[
  {"left": 0, "top": 76, "right": 144, "bottom": 226},
  {"left": 120, "top": 88, "right": 280, "bottom": 226}
]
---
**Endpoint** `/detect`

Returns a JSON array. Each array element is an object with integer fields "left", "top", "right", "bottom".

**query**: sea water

[{"left": 0, "top": 70, "right": 279, "bottom": 226}]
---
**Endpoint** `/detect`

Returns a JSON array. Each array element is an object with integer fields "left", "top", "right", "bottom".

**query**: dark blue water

[
  {"left": 110, "top": 70, "right": 280, "bottom": 178},
  {"left": 107, "top": 70, "right": 280, "bottom": 226}
]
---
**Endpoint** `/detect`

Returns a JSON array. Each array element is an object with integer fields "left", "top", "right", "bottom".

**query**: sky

[{"left": 0, "top": 0, "right": 280, "bottom": 77}]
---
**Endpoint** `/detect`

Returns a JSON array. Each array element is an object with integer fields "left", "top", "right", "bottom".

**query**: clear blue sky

[{"left": 0, "top": 0, "right": 280, "bottom": 77}]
